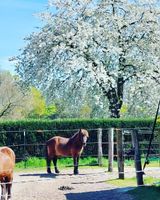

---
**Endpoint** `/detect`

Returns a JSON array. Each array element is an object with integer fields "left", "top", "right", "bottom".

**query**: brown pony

[
  {"left": 0, "top": 147, "right": 15, "bottom": 200},
  {"left": 46, "top": 129, "right": 89, "bottom": 175}
]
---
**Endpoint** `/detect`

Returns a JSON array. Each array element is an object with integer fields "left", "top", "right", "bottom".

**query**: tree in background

[
  {"left": 122, "top": 79, "right": 160, "bottom": 118},
  {"left": 28, "top": 87, "right": 57, "bottom": 118},
  {"left": 0, "top": 70, "right": 57, "bottom": 120},
  {"left": 50, "top": 85, "right": 110, "bottom": 118},
  {"left": 15, "top": 0, "right": 160, "bottom": 118},
  {"left": 0, "top": 70, "right": 32, "bottom": 119}
]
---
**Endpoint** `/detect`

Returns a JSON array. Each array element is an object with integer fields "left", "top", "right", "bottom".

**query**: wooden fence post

[
  {"left": 132, "top": 129, "right": 144, "bottom": 186},
  {"left": 116, "top": 128, "right": 124, "bottom": 179},
  {"left": 97, "top": 128, "right": 103, "bottom": 166},
  {"left": 108, "top": 128, "right": 114, "bottom": 172}
]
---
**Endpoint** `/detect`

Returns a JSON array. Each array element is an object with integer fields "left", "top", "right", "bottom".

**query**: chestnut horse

[
  {"left": 0, "top": 147, "right": 15, "bottom": 200},
  {"left": 46, "top": 129, "right": 89, "bottom": 175}
]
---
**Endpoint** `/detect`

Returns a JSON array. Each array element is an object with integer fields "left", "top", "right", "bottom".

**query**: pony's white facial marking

[{"left": 82, "top": 135, "right": 88, "bottom": 146}]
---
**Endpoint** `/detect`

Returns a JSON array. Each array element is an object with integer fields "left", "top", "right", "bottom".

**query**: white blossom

[{"left": 15, "top": 0, "right": 160, "bottom": 118}]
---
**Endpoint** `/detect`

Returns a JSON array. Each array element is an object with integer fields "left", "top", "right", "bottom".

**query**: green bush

[{"left": 0, "top": 118, "right": 157, "bottom": 131}]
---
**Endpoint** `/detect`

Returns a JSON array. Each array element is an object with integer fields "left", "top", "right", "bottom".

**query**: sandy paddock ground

[{"left": 8, "top": 167, "right": 160, "bottom": 200}]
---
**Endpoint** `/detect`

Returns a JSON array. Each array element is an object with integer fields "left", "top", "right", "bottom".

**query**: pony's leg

[
  {"left": 7, "top": 184, "right": 12, "bottom": 200},
  {"left": 6, "top": 179, "right": 12, "bottom": 200},
  {"left": 53, "top": 156, "right": 60, "bottom": 174},
  {"left": 73, "top": 156, "right": 79, "bottom": 175},
  {"left": 46, "top": 158, "right": 52, "bottom": 174},
  {"left": 1, "top": 182, "right": 6, "bottom": 200}
]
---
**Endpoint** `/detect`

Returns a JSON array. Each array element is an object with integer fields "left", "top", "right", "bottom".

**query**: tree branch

[{"left": 0, "top": 102, "right": 12, "bottom": 118}]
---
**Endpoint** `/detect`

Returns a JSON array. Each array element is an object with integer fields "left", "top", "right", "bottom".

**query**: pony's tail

[{"left": 45, "top": 143, "right": 51, "bottom": 173}]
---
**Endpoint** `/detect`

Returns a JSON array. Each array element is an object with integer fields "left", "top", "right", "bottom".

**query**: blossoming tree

[{"left": 16, "top": 0, "right": 160, "bottom": 118}]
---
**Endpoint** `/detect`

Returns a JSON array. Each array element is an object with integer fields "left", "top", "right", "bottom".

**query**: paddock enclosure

[
  {"left": 0, "top": 127, "right": 160, "bottom": 199},
  {"left": 1, "top": 128, "right": 160, "bottom": 165}
]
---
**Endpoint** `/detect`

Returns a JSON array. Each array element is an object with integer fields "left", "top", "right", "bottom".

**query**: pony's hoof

[
  {"left": 47, "top": 169, "right": 52, "bottom": 174},
  {"left": 55, "top": 169, "right": 60, "bottom": 174},
  {"left": 74, "top": 170, "right": 79, "bottom": 175}
]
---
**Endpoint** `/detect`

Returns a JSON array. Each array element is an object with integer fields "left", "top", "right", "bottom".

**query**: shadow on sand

[
  {"left": 65, "top": 187, "right": 134, "bottom": 200},
  {"left": 19, "top": 171, "right": 87, "bottom": 178},
  {"left": 19, "top": 172, "right": 57, "bottom": 178}
]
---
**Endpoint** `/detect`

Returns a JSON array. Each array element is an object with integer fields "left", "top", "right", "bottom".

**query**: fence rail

[{"left": 0, "top": 127, "right": 160, "bottom": 167}]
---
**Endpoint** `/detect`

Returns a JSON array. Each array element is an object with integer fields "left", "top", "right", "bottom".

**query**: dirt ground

[{"left": 11, "top": 167, "right": 160, "bottom": 200}]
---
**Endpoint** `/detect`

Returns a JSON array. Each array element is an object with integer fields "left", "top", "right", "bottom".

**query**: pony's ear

[{"left": 79, "top": 129, "right": 82, "bottom": 133}]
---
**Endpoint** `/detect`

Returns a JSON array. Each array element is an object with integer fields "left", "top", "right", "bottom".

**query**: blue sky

[{"left": 0, "top": 0, "right": 48, "bottom": 74}]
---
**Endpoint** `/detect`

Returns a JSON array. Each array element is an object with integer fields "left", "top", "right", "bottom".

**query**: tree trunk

[
  {"left": 107, "top": 77, "right": 124, "bottom": 118},
  {"left": 106, "top": 77, "right": 124, "bottom": 179},
  {"left": 109, "top": 103, "right": 121, "bottom": 118}
]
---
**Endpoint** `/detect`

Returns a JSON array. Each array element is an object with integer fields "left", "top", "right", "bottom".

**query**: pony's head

[{"left": 78, "top": 129, "right": 89, "bottom": 146}]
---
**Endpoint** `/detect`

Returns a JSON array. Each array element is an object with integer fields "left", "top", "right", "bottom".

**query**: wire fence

[{"left": 0, "top": 127, "right": 160, "bottom": 166}]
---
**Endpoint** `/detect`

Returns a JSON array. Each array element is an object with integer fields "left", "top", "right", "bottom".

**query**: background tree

[
  {"left": 0, "top": 70, "right": 57, "bottom": 119},
  {"left": 28, "top": 87, "right": 57, "bottom": 118},
  {"left": 15, "top": 0, "right": 160, "bottom": 118},
  {"left": 50, "top": 86, "right": 110, "bottom": 118},
  {"left": 0, "top": 70, "right": 32, "bottom": 119},
  {"left": 122, "top": 79, "right": 160, "bottom": 118}
]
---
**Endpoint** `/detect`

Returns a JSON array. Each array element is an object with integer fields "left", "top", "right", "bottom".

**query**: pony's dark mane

[
  {"left": 69, "top": 129, "right": 88, "bottom": 140},
  {"left": 69, "top": 131, "right": 79, "bottom": 141}
]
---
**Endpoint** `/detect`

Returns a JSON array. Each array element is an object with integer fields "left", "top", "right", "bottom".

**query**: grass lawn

[
  {"left": 127, "top": 186, "right": 160, "bottom": 200},
  {"left": 15, "top": 156, "right": 160, "bottom": 170},
  {"left": 107, "top": 176, "right": 160, "bottom": 187},
  {"left": 15, "top": 156, "right": 106, "bottom": 170}
]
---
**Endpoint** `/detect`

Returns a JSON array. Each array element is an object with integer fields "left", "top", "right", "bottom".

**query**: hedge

[
  {"left": 0, "top": 118, "right": 159, "bottom": 161},
  {"left": 0, "top": 118, "right": 159, "bottom": 131}
]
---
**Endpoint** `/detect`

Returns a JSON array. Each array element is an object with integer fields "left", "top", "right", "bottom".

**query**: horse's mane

[
  {"left": 69, "top": 129, "right": 88, "bottom": 141},
  {"left": 69, "top": 131, "right": 79, "bottom": 140}
]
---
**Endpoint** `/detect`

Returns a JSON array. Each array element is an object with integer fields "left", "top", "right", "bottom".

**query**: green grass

[
  {"left": 16, "top": 157, "right": 46, "bottom": 169},
  {"left": 15, "top": 156, "right": 104, "bottom": 170},
  {"left": 107, "top": 176, "right": 160, "bottom": 187},
  {"left": 124, "top": 157, "right": 160, "bottom": 168},
  {"left": 127, "top": 186, "right": 160, "bottom": 200},
  {"left": 15, "top": 156, "right": 160, "bottom": 170}
]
